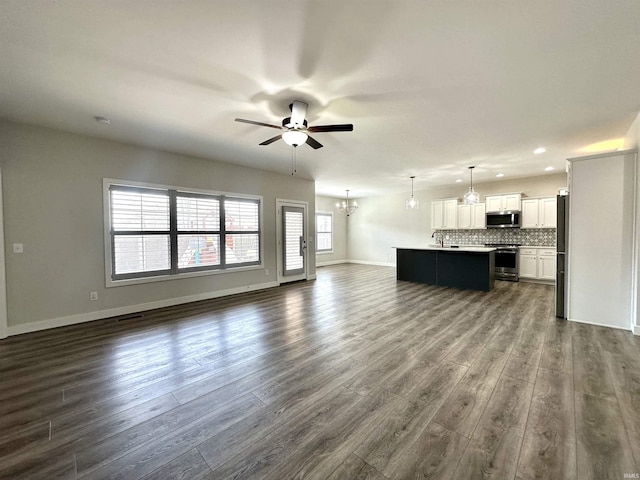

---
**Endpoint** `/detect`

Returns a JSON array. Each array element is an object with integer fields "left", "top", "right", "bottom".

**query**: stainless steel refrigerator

[{"left": 555, "top": 194, "right": 568, "bottom": 318}]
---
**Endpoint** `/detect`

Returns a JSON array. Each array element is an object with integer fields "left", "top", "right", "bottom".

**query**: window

[
  {"left": 315, "top": 212, "right": 333, "bottom": 253},
  {"left": 107, "top": 181, "right": 261, "bottom": 282}
]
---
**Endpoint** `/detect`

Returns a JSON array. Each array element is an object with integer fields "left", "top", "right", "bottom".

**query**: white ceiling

[{"left": 1, "top": 0, "right": 639, "bottom": 198}]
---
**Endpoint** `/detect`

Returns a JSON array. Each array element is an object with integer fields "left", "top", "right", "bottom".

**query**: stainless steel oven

[{"left": 486, "top": 243, "right": 520, "bottom": 281}]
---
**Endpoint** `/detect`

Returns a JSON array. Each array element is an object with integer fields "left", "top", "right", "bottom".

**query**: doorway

[
  {"left": 276, "top": 199, "right": 308, "bottom": 284},
  {"left": 0, "top": 167, "right": 8, "bottom": 338}
]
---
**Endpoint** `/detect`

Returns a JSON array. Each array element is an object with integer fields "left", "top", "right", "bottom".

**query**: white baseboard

[
  {"left": 634, "top": 324, "right": 640, "bottom": 336},
  {"left": 347, "top": 259, "right": 395, "bottom": 267},
  {"left": 307, "top": 274, "right": 317, "bottom": 280},
  {"left": 568, "top": 317, "right": 632, "bottom": 332},
  {"left": 7, "top": 281, "right": 279, "bottom": 337},
  {"left": 519, "top": 278, "right": 554, "bottom": 285},
  {"left": 316, "top": 259, "right": 348, "bottom": 267}
]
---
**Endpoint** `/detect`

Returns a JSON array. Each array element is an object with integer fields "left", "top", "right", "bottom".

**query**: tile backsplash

[{"left": 436, "top": 228, "right": 556, "bottom": 247}]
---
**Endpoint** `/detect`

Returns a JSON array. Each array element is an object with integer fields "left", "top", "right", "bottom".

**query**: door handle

[{"left": 299, "top": 236, "right": 306, "bottom": 256}]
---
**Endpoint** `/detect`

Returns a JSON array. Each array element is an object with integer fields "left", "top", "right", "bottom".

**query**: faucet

[{"left": 431, "top": 231, "right": 444, "bottom": 247}]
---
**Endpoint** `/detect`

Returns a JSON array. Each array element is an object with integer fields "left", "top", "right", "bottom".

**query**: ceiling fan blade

[
  {"left": 259, "top": 135, "right": 282, "bottom": 146},
  {"left": 290, "top": 101, "right": 308, "bottom": 128},
  {"left": 305, "top": 135, "right": 323, "bottom": 149},
  {"left": 235, "top": 118, "right": 282, "bottom": 130},
  {"left": 307, "top": 124, "right": 354, "bottom": 132}
]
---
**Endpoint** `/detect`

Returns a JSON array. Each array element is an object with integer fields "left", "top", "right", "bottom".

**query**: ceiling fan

[{"left": 235, "top": 101, "right": 353, "bottom": 149}]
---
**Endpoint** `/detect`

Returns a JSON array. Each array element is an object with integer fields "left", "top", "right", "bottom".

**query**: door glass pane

[{"left": 283, "top": 207, "right": 304, "bottom": 274}]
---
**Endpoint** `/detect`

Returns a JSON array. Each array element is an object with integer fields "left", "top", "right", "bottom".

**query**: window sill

[
  {"left": 106, "top": 264, "right": 265, "bottom": 288},
  {"left": 316, "top": 250, "right": 334, "bottom": 255}
]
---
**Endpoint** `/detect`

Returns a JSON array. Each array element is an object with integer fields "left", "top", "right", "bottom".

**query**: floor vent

[{"left": 115, "top": 313, "right": 145, "bottom": 322}]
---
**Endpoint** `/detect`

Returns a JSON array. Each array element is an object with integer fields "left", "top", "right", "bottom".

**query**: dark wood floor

[{"left": 1, "top": 264, "right": 639, "bottom": 479}]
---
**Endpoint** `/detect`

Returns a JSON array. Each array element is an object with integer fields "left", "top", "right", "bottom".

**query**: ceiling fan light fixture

[{"left": 282, "top": 130, "right": 308, "bottom": 147}]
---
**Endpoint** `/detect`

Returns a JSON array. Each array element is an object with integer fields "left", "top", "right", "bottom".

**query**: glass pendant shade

[
  {"left": 282, "top": 130, "right": 308, "bottom": 146},
  {"left": 463, "top": 188, "right": 480, "bottom": 205},
  {"left": 462, "top": 166, "right": 480, "bottom": 205},
  {"left": 336, "top": 190, "right": 358, "bottom": 216},
  {"left": 405, "top": 176, "right": 419, "bottom": 209}
]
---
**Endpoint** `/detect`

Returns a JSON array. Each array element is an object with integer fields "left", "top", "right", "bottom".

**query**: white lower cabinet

[
  {"left": 519, "top": 250, "right": 538, "bottom": 278},
  {"left": 519, "top": 247, "right": 556, "bottom": 281},
  {"left": 538, "top": 249, "right": 556, "bottom": 280}
]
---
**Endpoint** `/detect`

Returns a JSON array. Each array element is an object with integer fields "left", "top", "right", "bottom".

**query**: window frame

[
  {"left": 315, "top": 211, "right": 334, "bottom": 254},
  {"left": 104, "top": 178, "right": 263, "bottom": 287}
]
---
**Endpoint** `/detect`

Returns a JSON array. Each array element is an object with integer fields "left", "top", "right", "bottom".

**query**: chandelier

[
  {"left": 336, "top": 189, "right": 358, "bottom": 216},
  {"left": 406, "top": 176, "right": 419, "bottom": 209},
  {"left": 463, "top": 166, "right": 480, "bottom": 205}
]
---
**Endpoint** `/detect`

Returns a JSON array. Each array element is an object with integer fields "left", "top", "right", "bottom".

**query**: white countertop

[{"left": 395, "top": 245, "right": 496, "bottom": 253}]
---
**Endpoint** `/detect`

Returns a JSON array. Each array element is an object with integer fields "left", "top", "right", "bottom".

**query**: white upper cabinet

[
  {"left": 539, "top": 197, "right": 557, "bottom": 228},
  {"left": 457, "top": 203, "right": 486, "bottom": 229},
  {"left": 431, "top": 199, "right": 458, "bottom": 230},
  {"left": 521, "top": 197, "right": 556, "bottom": 228},
  {"left": 485, "top": 193, "right": 521, "bottom": 212},
  {"left": 521, "top": 199, "right": 540, "bottom": 228}
]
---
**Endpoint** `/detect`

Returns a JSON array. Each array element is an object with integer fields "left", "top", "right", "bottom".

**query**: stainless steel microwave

[{"left": 486, "top": 211, "right": 521, "bottom": 228}]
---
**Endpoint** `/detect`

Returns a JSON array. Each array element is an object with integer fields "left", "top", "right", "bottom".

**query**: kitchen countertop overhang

[{"left": 394, "top": 246, "right": 497, "bottom": 253}]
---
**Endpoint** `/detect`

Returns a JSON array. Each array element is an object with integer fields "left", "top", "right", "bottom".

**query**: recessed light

[
  {"left": 455, "top": 179, "right": 462, "bottom": 183},
  {"left": 496, "top": 173, "right": 504, "bottom": 178},
  {"left": 545, "top": 166, "right": 555, "bottom": 171},
  {"left": 534, "top": 147, "right": 546, "bottom": 155},
  {"left": 93, "top": 115, "right": 111, "bottom": 125}
]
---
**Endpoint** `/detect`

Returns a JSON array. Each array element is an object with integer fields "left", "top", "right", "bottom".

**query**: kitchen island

[{"left": 395, "top": 246, "right": 496, "bottom": 291}]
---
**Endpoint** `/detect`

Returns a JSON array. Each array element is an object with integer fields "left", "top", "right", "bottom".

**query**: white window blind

[
  {"left": 284, "top": 209, "right": 304, "bottom": 272},
  {"left": 177, "top": 194, "right": 221, "bottom": 269},
  {"left": 225, "top": 198, "right": 260, "bottom": 265},
  {"left": 110, "top": 188, "right": 171, "bottom": 276},
  {"left": 107, "top": 183, "right": 261, "bottom": 281},
  {"left": 316, "top": 212, "right": 333, "bottom": 252}
]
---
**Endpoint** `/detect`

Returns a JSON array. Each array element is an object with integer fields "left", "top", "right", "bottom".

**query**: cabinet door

[
  {"left": 539, "top": 254, "right": 556, "bottom": 280},
  {"left": 539, "top": 197, "right": 557, "bottom": 228},
  {"left": 519, "top": 254, "right": 538, "bottom": 278},
  {"left": 431, "top": 201, "right": 444, "bottom": 229},
  {"left": 457, "top": 204, "right": 471, "bottom": 229},
  {"left": 443, "top": 199, "right": 458, "bottom": 229},
  {"left": 485, "top": 196, "right": 502, "bottom": 212},
  {"left": 521, "top": 199, "right": 539, "bottom": 228},
  {"left": 472, "top": 203, "right": 486, "bottom": 229},
  {"left": 504, "top": 194, "right": 522, "bottom": 211}
]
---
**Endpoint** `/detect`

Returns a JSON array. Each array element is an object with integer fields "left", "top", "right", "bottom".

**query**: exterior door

[{"left": 277, "top": 200, "right": 307, "bottom": 283}]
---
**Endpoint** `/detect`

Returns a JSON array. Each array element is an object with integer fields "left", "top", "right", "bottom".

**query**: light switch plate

[{"left": 13, "top": 243, "right": 23, "bottom": 254}]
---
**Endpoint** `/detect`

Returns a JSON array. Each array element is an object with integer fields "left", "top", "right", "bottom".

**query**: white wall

[
  {"left": 568, "top": 150, "right": 636, "bottom": 330},
  {"left": 0, "top": 121, "right": 315, "bottom": 334},
  {"left": 348, "top": 173, "right": 567, "bottom": 265},
  {"left": 315, "top": 195, "right": 348, "bottom": 265},
  {"left": 625, "top": 112, "right": 640, "bottom": 334}
]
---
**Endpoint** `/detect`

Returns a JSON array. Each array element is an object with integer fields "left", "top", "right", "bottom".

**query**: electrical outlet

[
  {"left": 265, "top": 269, "right": 269, "bottom": 276},
  {"left": 90, "top": 291, "right": 98, "bottom": 301},
  {"left": 13, "top": 243, "right": 23, "bottom": 254}
]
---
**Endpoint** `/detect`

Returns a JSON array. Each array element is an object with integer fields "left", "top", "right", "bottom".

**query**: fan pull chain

[{"left": 291, "top": 147, "right": 297, "bottom": 176}]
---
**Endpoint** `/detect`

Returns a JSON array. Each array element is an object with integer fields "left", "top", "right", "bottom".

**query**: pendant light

[
  {"left": 336, "top": 189, "right": 358, "bottom": 216},
  {"left": 463, "top": 166, "right": 480, "bottom": 205},
  {"left": 406, "top": 176, "right": 419, "bottom": 209}
]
